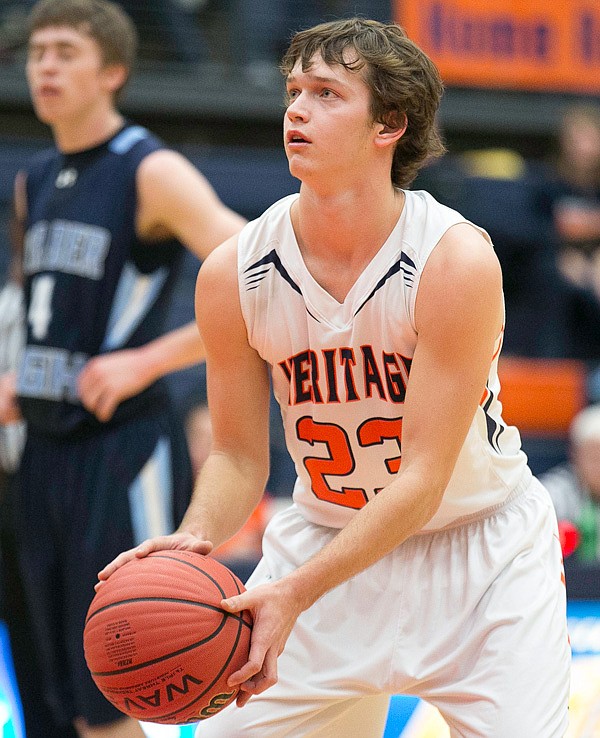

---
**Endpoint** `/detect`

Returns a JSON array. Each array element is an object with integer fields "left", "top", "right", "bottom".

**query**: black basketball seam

[
  {"left": 88, "top": 606, "right": 251, "bottom": 677},
  {"left": 85, "top": 597, "right": 248, "bottom": 625},
  {"left": 144, "top": 610, "right": 248, "bottom": 723}
]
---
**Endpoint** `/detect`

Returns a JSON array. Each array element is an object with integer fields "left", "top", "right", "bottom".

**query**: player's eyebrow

[
  {"left": 28, "top": 39, "right": 78, "bottom": 52},
  {"left": 286, "top": 73, "right": 350, "bottom": 90}
]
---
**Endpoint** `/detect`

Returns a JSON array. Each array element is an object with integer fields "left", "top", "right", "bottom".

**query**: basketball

[{"left": 83, "top": 550, "right": 253, "bottom": 725}]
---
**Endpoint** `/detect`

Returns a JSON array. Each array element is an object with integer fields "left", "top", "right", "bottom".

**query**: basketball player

[
  {"left": 99, "top": 18, "right": 571, "bottom": 737},
  {"left": 0, "top": 1, "right": 245, "bottom": 737}
]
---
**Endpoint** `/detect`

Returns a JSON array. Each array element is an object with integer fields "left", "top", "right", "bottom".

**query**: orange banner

[{"left": 394, "top": 0, "right": 600, "bottom": 94}]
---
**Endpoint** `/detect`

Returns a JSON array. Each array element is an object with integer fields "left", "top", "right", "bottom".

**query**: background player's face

[
  {"left": 26, "top": 25, "right": 123, "bottom": 126},
  {"left": 283, "top": 52, "right": 381, "bottom": 188}
]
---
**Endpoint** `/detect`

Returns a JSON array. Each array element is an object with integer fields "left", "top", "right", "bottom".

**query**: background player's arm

[
  {"left": 79, "top": 151, "right": 247, "bottom": 421},
  {"left": 222, "top": 223, "right": 505, "bottom": 703},
  {"left": 135, "top": 148, "right": 247, "bottom": 261}
]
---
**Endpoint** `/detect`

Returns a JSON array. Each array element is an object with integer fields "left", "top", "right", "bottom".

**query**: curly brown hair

[{"left": 280, "top": 18, "right": 446, "bottom": 188}]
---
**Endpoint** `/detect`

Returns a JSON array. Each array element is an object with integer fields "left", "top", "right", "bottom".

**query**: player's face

[
  {"left": 283, "top": 52, "right": 379, "bottom": 186},
  {"left": 26, "top": 25, "right": 119, "bottom": 125}
]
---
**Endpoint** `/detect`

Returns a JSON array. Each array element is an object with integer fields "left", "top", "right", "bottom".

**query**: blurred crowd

[{"left": 0, "top": 0, "right": 392, "bottom": 75}]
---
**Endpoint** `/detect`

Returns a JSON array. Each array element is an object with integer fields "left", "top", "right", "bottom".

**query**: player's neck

[
  {"left": 296, "top": 183, "right": 404, "bottom": 258},
  {"left": 292, "top": 186, "right": 405, "bottom": 303},
  {"left": 51, "top": 108, "right": 125, "bottom": 154}
]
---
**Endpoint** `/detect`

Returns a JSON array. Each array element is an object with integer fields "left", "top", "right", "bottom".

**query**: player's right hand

[{"left": 95, "top": 532, "right": 213, "bottom": 590}]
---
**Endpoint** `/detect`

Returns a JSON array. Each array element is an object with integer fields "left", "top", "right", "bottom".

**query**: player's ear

[
  {"left": 101, "top": 63, "right": 128, "bottom": 95},
  {"left": 374, "top": 112, "right": 407, "bottom": 148}
]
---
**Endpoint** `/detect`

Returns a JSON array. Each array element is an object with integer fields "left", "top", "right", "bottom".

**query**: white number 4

[{"left": 28, "top": 274, "right": 55, "bottom": 340}]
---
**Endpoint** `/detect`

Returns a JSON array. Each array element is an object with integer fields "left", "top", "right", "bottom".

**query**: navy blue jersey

[{"left": 17, "top": 124, "right": 185, "bottom": 436}]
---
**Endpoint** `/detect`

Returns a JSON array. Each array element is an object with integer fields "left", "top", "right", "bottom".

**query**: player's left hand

[
  {"left": 220, "top": 579, "right": 305, "bottom": 707},
  {"left": 78, "top": 348, "right": 156, "bottom": 422}
]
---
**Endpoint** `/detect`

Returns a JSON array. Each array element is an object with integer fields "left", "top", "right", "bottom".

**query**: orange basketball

[{"left": 83, "top": 550, "right": 252, "bottom": 725}]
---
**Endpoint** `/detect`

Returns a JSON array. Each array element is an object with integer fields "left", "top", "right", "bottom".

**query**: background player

[
  {"left": 99, "top": 17, "right": 571, "bottom": 737},
  {"left": 0, "top": 1, "right": 245, "bottom": 737}
]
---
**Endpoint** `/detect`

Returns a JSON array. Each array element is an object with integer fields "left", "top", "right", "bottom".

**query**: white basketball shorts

[{"left": 196, "top": 475, "right": 570, "bottom": 737}]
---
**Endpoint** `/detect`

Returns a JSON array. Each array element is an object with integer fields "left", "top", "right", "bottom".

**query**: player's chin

[{"left": 31, "top": 102, "right": 62, "bottom": 125}]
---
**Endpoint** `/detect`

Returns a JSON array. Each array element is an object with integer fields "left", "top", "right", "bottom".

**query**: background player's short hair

[
  {"left": 280, "top": 17, "right": 446, "bottom": 189},
  {"left": 27, "top": 0, "right": 138, "bottom": 81}
]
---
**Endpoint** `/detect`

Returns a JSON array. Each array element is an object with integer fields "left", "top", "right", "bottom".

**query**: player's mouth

[
  {"left": 286, "top": 130, "right": 310, "bottom": 147},
  {"left": 36, "top": 84, "right": 62, "bottom": 99}
]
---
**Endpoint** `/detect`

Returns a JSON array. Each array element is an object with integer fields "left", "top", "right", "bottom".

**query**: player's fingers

[
  {"left": 236, "top": 687, "right": 253, "bottom": 708},
  {"left": 226, "top": 621, "right": 272, "bottom": 688},
  {"left": 97, "top": 535, "right": 212, "bottom": 585},
  {"left": 96, "top": 548, "right": 141, "bottom": 585},
  {"left": 234, "top": 648, "right": 278, "bottom": 706},
  {"left": 227, "top": 652, "right": 264, "bottom": 688},
  {"left": 220, "top": 593, "right": 247, "bottom": 614},
  {"left": 94, "top": 391, "right": 119, "bottom": 422},
  {"left": 79, "top": 382, "right": 103, "bottom": 415}
]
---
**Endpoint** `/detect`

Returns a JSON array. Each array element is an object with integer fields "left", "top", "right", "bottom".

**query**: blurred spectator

[
  {"left": 417, "top": 147, "right": 600, "bottom": 360},
  {"left": 549, "top": 104, "right": 600, "bottom": 303},
  {"left": 541, "top": 404, "right": 600, "bottom": 562}
]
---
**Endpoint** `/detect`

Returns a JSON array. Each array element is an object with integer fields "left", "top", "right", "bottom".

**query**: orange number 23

[{"left": 296, "top": 416, "right": 402, "bottom": 509}]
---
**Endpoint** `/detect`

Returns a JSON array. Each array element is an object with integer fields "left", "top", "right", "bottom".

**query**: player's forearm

[
  {"left": 178, "top": 449, "right": 269, "bottom": 549},
  {"left": 137, "top": 322, "right": 205, "bottom": 382},
  {"left": 282, "top": 467, "right": 445, "bottom": 612}
]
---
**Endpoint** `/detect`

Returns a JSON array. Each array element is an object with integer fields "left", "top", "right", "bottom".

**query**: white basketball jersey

[{"left": 238, "top": 190, "right": 529, "bottom": 530}]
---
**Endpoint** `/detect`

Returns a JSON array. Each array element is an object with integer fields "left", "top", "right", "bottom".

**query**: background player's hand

[
  {"left": 220, "top": 579, "right": 304, "bottom": 707},
  {"left": 78, "top": 348, "right": 157, "bottom": 422},
  {"left": 0, "top": 371, "right": 22, "bottom": 425},
  {"left": 95, "top": 532, "right": 213, "bottom": 590}
]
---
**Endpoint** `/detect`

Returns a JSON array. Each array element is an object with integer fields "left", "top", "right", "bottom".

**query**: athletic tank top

[
  {"left": 238, "top": 191, "right": 530, "bottom": 531},
  {"left": 17, "top": 124, "right": 184, "bottom": 437}
]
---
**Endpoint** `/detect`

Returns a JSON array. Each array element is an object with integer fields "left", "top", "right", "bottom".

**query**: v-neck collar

[{"left": 280, "top": 192, "right": 408, "bottom": 328}]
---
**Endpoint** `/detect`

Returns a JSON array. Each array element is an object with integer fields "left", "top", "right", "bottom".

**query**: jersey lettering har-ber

[{"left": 238, "top": 191, "right": 530, "bottom": 531}]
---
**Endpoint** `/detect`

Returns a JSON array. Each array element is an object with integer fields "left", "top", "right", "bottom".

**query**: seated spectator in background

[
  {"left": 541, "top": 404, "right": 600, "bottom": 562},
  {"left": 550, "top": 104, "right": 600, "bottom": 303}
]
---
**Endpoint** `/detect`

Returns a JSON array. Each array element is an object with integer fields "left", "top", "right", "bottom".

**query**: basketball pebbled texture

[{"left": 83, "top": 550, "right": 253, "bottom": 724}]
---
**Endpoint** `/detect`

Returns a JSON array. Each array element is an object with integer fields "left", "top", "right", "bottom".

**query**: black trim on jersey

[
  {"left": 355, "top": 252, "right": 417, "bottom": 316},
  {"left": 482, "top": 386, "right": 504, "bottom": 453},
  {"left": 244, "top": 250, "right": 302, "bottom": 294}
]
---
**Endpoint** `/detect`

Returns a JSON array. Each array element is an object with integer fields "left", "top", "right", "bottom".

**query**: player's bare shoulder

[
  {"left": 435, "top": 222, "right": 501, "bottom": 285},
  {"left": 417, "top": 222, "right": 503, "bottom": 335},
  {"left": 195, "top": 235, "right": 242, "bottom": 338}
]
